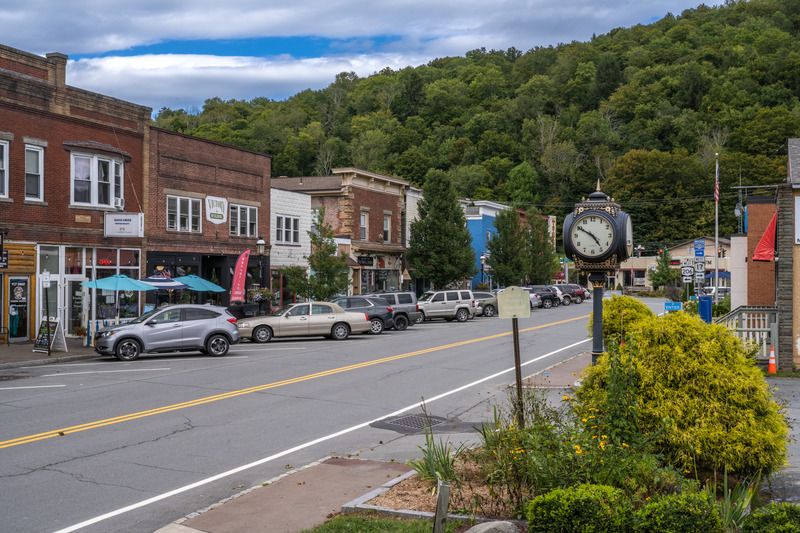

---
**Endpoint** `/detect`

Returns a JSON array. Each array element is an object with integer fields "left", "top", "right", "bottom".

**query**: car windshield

[
  {"left": 419, "top": 292, "right": 434, "bottom": 302},
  {"left": 129, "top": 308, "right": 161, "bottom": 324}
]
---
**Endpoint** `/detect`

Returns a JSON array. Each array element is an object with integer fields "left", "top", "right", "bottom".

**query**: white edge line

[
  {"left": 42, "top": 368, "right": 171, "bottom": 377},
  {"left": 0, "top": 384, "right": 66, "bottom": 391},
  {"left": 54, "top": 337, "right": 590, "bottom": 533},
  {"left": 20, "top": 356, "right": 250, "bottom": 369}
]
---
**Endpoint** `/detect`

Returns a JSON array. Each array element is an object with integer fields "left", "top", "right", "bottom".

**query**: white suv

[{"left": 417, "top": 290, "right": 476, "bottom": 322}]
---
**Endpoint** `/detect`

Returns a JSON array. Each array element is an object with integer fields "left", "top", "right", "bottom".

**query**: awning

[
  {"left": 704, "top": 271, "right": 731, "bottom": 280},
  {"left": 752, "top": 211, "right": 777, "bottom": 261}
]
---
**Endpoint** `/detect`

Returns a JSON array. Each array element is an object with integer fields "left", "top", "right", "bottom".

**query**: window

[
  {"left": 185, "top": 308, "right": 220, "bottom": 321},
  {"left": 149, "top": 309, "right": 182, "bottom": 324},
  {"left": 432, "top": 293, "right": 444, "bottom": 302},
  {"left": 446, "top": 291, "right": 460, "bottom": 301},
  {"left": 311, "top": 208, "right": 321, "bottom": 234},
  {"left": 275, "top": 215, "right": 300, "bottom": 243},
  {"left": 359, "top": 211, "right": 368, "bottom": 240},
  {"left": 288, "top": 304, "right": 309, "bottom": 316},
  {"left": 383, "top": 214, "right": 391, "bottom": 242},
  {"left": 312, "top": 304, "right": 333, "bottom": 315},
  {"left": 397, "top": 294, "right": 413, "bottom": 304},
  {"left": 70, "top": 153, "right": 123, "bottom": 207},
  {"left": 230, "top": 205, "right": 258, "bottom": 237},
  {"left": 349, "top": 298, "right": 370, "bottom": 308},
  {"left": 0, "top": 140, "right": 7, "bottom": 198},
  {"left": 167, "top": 196, "right": 201, "bottom": 233},
  {"left": 25, "top": 145, "right": 44, "bottom": 201},
  {"left": 460, "top": 291, "right": 472, "bottom": 300}
]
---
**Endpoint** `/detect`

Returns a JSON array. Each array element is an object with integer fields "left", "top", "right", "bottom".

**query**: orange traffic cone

[{"left": 768, "top": 345, "right": 777, "bottom": 375}]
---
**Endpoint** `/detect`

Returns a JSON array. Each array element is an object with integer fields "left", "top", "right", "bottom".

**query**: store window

[
  {"left": 70, "top": 153, "right": 124, "bottom": 208},
  {"left": 64, "top": 247, "right": 83, "bottom": 275},
  {"left": 167, "top": 196, "right": 202, "bottom": 233},
  {"left": 25, "top": 145, "right": 44, "bottom": 201},
  {"left": 230, "top": 205, "right": 258, "bottom": 237},
  {"left": 38, "top": 246, "right": 59, "bottom": 275}
]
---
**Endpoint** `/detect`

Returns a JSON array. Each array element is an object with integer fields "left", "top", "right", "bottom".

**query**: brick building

[
  {"left": 145, "top": 128, "right": 271, "bottom": 307},
  {"left": 745, "top": 197, "right": 776, "bottom": 307},
  {"left": 272, "top": 168, "right": 408, "bottom": 294},
  {"left": 0, "top": 45, "right": 150, "bottom": 341}
]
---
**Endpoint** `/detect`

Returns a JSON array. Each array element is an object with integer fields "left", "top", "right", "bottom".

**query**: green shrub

[
  {"left": 587, "top": 295, "right": 654, "bottom": 345},
  {"left": 633, "top": 492, "right": 723, "bottom": 532},
  {"left": 742, "top": 502, "right": 800, "bottom": 532},
  {"left": 527, "top": 484, "right": 631, "bottom": 533},
  {"left": 578, "top": 312, "right": 788, "bottom": 476}
]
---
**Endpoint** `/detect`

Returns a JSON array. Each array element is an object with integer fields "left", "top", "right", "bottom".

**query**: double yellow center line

[{"left": 0, "top": 314, "right": 588, "bottom": 449}]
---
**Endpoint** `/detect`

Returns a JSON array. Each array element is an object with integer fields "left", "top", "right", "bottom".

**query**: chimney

[{"left": 45, "top": 52, "right": 68, "bottom": 88}]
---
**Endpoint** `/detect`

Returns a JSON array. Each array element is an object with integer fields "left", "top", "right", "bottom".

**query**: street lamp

[
  {"left": 634, "top": 244, "right": 645, "bottom": 258},
  {"left": 256, "top": 237, "right": 268, "bottom": 313}
]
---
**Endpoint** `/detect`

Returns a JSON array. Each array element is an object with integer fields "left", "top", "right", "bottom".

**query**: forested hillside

[{"left": 153, "top": 0, "right": 800, "bottom": 250}]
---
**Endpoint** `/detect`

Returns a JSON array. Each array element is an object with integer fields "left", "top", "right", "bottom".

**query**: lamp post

[{"left": 256, "top": 237, "right": 269, "bottom": 314}]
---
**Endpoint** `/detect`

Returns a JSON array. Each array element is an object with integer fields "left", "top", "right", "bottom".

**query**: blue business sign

[
  {"left": 694, "top": 239, "right": 705, "bottom": 257},
  {"left": 664, "top": 301, "right": 683, "bottom": 312}
]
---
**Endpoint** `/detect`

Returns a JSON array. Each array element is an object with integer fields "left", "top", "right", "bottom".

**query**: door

[
  {"left": 8, "top": 277, "right": 29, "bottom": 342},
  {"left": 309, "top": 303, "right": 336, "bottom": 335},
  {"left": 182, "top": 308, "right": 220, "bottom": 348},
  {"left": 142, "top": 308, "right": 183, "bottom": 351},
  {"left": 428, "top": 292, "right": 447, "bottom": 317},
  {"left": 280, "top": 304, "right": 309, "bottom": 336},
  {"left": 64, "top": 279, "right": 86, "bottom": 336}
]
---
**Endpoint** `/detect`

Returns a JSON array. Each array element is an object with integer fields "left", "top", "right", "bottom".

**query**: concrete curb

[
  {"left": 0, "top": 353, "right": 98, "bottom": 370},
  {"left": 341, "top": 470, "right": 526, "bottom": 529}
]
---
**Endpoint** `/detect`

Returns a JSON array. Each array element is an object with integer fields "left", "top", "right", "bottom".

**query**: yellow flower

[
  {"left": 599, "top": 441, "right": 607, "bottom": 450},
  {"left": 621, "top": 443, "right": 629, "bottom": 448},
  {"left": 592, "top": 435, "right": 598, "bottom": 439},
  {"left": 601, "top": 435, "right": 608, "bottom": 440},
  {"left": 562, "top": 394, "right": 572, "bottom": 401},
  {"left": 574, "top": 444, "right": 584, "bottom": 455},
  {"left": 581, "top": 418, "right": 588, "bottom": 423}
]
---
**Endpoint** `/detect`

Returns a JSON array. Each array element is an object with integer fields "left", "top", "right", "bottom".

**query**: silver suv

[
  {"left": 417, "top": 290, "right": 476, "bottom": 322},
  {"left": 94, "top": 304, "right": 240, "bottom": 361}
]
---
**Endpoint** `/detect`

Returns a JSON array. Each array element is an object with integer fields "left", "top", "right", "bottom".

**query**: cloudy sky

[{"left": 1, "top": 1, "right": 719, "bottom": 111}]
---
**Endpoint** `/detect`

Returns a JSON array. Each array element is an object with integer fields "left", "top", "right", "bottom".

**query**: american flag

[{"left": 714, "top": 173, "right": 719, "bottom": 203}]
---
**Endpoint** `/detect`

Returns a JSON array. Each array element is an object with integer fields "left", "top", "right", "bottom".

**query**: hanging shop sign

[
  {"left": 104, "top": 212, "right": 144, "bottom": 237},
  {"left": 357, "top": 255, "right": 374, "bottom": 266},
  {"left": 206, "top": 196, "right": 228, "bottom": 225}
]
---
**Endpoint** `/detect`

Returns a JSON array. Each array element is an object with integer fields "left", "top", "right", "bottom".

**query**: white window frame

[
  {"left": 166, "top": 195, "right": 202, "bottom": 233},
  {"left": 230, "top": 204, "right": 258, "bottom": 237},
  {"left": 275, "top": 215, "right": 300, "bottom": 244},
  {"left": 69, "top": 152, "right": 124, "bottom": 208},
  {"left": 0, "top": 140, "right": 8, "bottom": 198},
  {"left": 25, "top": 145, "right": 44, "bottom": 201},
  {"left": 359, "top": 211, "right": 369, "bottom": 240},
  {"left": 383, "top": 214, "right": 391, "bottom": 242}
]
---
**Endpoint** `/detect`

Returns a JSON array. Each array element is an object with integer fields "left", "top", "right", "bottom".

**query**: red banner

[{"left": 230, "top": 249, "right": 251, "bottom": 303}]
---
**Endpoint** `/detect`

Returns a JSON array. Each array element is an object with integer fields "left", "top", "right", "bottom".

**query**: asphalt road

[{"left": 0, "top": 297, "right": 664, "bottom": 532}]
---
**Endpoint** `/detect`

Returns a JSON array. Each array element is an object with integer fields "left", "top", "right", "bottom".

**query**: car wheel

[
  {"left": 331, "top": 322, "right": 350, "bottom": 340},
  {"left": 206, "top": 334, "right": 230, "bottom": 357},
  {"left": 574, "top": 296, "right": 583, "bottom": 304},
  {"left": 415, "top": 313, "right": 425, "bottom": 324},
  {"left": 252, "top": 325, "right": 273, "bottom": 343},
  {"left": 369, "top": 318, "right": 384, "bottom": 335},
  {"left": 542, "top": 299, "right": 553, "bottom": 309},
  {"left": 115, "top": 338, "right": 141, "bottom": 361},
  {"left": 394, "top": 315, "right": 409, "bottom": 331},
  {"left": 456, "top": 308, "right": 469, "bottom": 322},
  {"left": 483, "top": 304, "right": 496, "bottom": 317},
  {"left": 562, "top": 296, "right": 571, "bottom": 306}
]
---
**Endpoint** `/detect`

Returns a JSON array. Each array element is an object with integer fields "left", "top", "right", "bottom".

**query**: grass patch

[{"left": 302, "top": 512, "right": 462, "bottom": 532}]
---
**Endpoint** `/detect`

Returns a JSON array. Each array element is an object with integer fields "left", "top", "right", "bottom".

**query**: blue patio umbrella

[
  {"left": 83, "top": 274, "right": 156, "bottom": 292},
  {"left": 173, "top": 274, "right": 226, "bottom": 293}
]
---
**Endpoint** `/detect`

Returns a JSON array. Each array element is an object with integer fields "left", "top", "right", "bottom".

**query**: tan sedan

[{"left": 237, "top": 302, "right": 371, "bottom": 342}]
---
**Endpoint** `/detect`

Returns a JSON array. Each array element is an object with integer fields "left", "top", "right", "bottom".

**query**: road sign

[
  {"left": 681, "top": 266, "right": 693, "bottom": 276},
  {"left": 682, "top": 276, "right": 693, "bottom": 283},
  {"left": 42, "top": 271, "right": 51, "bottom": 289},
  {"left": 498, "top": 286, "right": 531, "bottom": 319},
  {"left": 694, "top": 262, "right": 705, "bottom": 273},
  {"left": 694, "top": 239, "right": 705, "bottom": 257},
  {"left": 665, "top": 301, "right": 683, "bottom": 312}
]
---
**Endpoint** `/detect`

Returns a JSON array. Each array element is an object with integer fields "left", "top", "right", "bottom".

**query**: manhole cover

[{"left": 370, "top": 413, "right": 449, "bottom": 434}]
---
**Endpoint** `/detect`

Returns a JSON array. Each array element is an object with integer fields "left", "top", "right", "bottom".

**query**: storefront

[
  {"left": 353, "top": 254, "right": 401, "bottom": 294},
  {"left": 1, "top": 242, "right": 37, "bottom": 343},
  {"left": 35, "top": 245, "right": 142, "bottom": 337}
]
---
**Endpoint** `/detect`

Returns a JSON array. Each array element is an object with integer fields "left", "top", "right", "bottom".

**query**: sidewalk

[{"left": 0, "top": 338, "right": 97, "bottom": 369}]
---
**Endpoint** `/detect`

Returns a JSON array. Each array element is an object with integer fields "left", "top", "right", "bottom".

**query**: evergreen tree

[
  {"left": 486, "top": 208, "right": 527, "bottom": 286},
  {"left": 524, "top": 209, "right": 558, "bottom": 284},
  {"left": 408, "top": 170, "right": 476, "bottom": 288},
  {"left": 285, "top": 209, "right": 349, "bottom": 300},
  {"left": 648, "top": 248, "right": 681, "bottom": 290}
]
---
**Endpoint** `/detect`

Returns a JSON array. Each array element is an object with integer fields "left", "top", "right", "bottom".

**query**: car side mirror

[{"left": 145, "top": 322, "right": 155, "bottom": 327}]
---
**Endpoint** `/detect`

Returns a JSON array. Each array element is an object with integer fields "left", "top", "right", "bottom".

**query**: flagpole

[{"left": 714, "top": 152, "right": 719, "bottom": 305}]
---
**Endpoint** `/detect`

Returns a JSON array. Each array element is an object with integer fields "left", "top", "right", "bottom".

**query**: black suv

[
  {"left": 366, "top": 292, "right": 421, "bottom": 330},
  {"left": 526, "top": 285, "right": 561, "bottom": 309},
  {"left": 560, "top": 284, "right": 587, "bottom": 304},
  {"left": 330, "top": 296, "right": 394, "bottom": 335}
]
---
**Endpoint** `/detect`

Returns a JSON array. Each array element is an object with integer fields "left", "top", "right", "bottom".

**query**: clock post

[{"left": 563, "top": 185, "right": 633, "bottom": 364}]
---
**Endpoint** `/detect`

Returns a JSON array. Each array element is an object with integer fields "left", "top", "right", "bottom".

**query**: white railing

[{"left": 715, "top": 306, "right": 778, "bottom": 362}]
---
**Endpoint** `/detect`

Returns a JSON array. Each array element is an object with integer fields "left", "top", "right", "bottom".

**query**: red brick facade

[{"left": 747, "top": 198, "right": 777, "bottom": 306}]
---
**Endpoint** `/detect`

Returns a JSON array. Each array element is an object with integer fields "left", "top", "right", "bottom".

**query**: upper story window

[
  {"left": 383, "top": 214, "right": 391, "bottom": 242},
  {"left": 276, "top": 215, "right": 299, "bottom": 244},
  {"left": 25, "top": 145, "right": 44, "bottom": 201},
  {"left": 311, "top": 207, "right": 321, "bottom": 235},
  {"left": 359, "top": 210, "right": 369, "bottom": 240},
  {"left": 167, "top": 195, "right": 201, "bottom": 233},
  {"left": 71, "top": 153, "right": 124, "bottom": 208},
  {"left": 230, "top": 204, "right": 258, "bottom": 237},
  {"left": 0, "top": 140, "right": 7, "bottom": 198}
]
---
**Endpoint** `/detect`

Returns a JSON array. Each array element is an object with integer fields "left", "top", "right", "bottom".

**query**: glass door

[
  {"left": 8, "top": 277, "right": 29, "bottom": 342},
  {"left": 64, "top": 279, "right": 86, "bottom": 336}
]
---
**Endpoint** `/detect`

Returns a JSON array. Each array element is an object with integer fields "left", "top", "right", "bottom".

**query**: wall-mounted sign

[
  {"left": 0, "top": 250, "right": 7, "bottom": 269},
  {"left": 357, "top": 255, "right": 374, "bottom": 266},
  {"left": 206, "top": 196, "right": 228, "bottom": 225},
  {"left": 104, "top": 212, "right": 143, "bottom": 237}
]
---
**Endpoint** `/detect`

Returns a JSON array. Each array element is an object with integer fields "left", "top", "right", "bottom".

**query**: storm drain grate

[{"left": 384, "top": 414, "right": 447, "bottom": 431}]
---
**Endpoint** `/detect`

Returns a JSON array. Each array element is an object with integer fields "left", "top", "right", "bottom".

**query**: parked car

[
  {"left": 94, "top": 304, "right": 240, "bottom": 361},
  {"left": 563, "top": 283, "right": 588, "bottom": 303},
  {"left": 548, "top": 285, "right": 570, "bottom": 306},
  {"left": 472, "top": 291, "right": 498, "bottom": 317},
  {"left": 237, "top": 302, "right": 371, "bottom": 342},
  {"left": 417, "top": 289, "right": 476, "bottom": 322},
  {"left": 366, "top": 292, "right": 422, "bottom": 330},
  {"left": 330, "top": 296, "right": 394, "bottom": 334},
  {"left": 527, "top": 285, "right": 561, "bottom": 309}
]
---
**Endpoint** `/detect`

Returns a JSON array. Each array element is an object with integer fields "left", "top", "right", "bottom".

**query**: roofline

[{"left": 332, "top": 167, "right": 409, "bottom": 187}]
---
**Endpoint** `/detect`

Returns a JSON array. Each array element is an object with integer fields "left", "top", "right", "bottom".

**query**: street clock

[{"left": 563, "top": 187, "right": 632, "bottom": 271}]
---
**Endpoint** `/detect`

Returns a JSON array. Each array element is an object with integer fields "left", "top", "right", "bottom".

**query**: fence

[{"left": 715, "top": 306, "right": 778, "bottom": 364}]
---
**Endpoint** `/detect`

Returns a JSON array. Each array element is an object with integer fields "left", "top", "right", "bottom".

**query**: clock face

[{"left": 570, "top": 213, "right": 615, "bottom": 258}]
